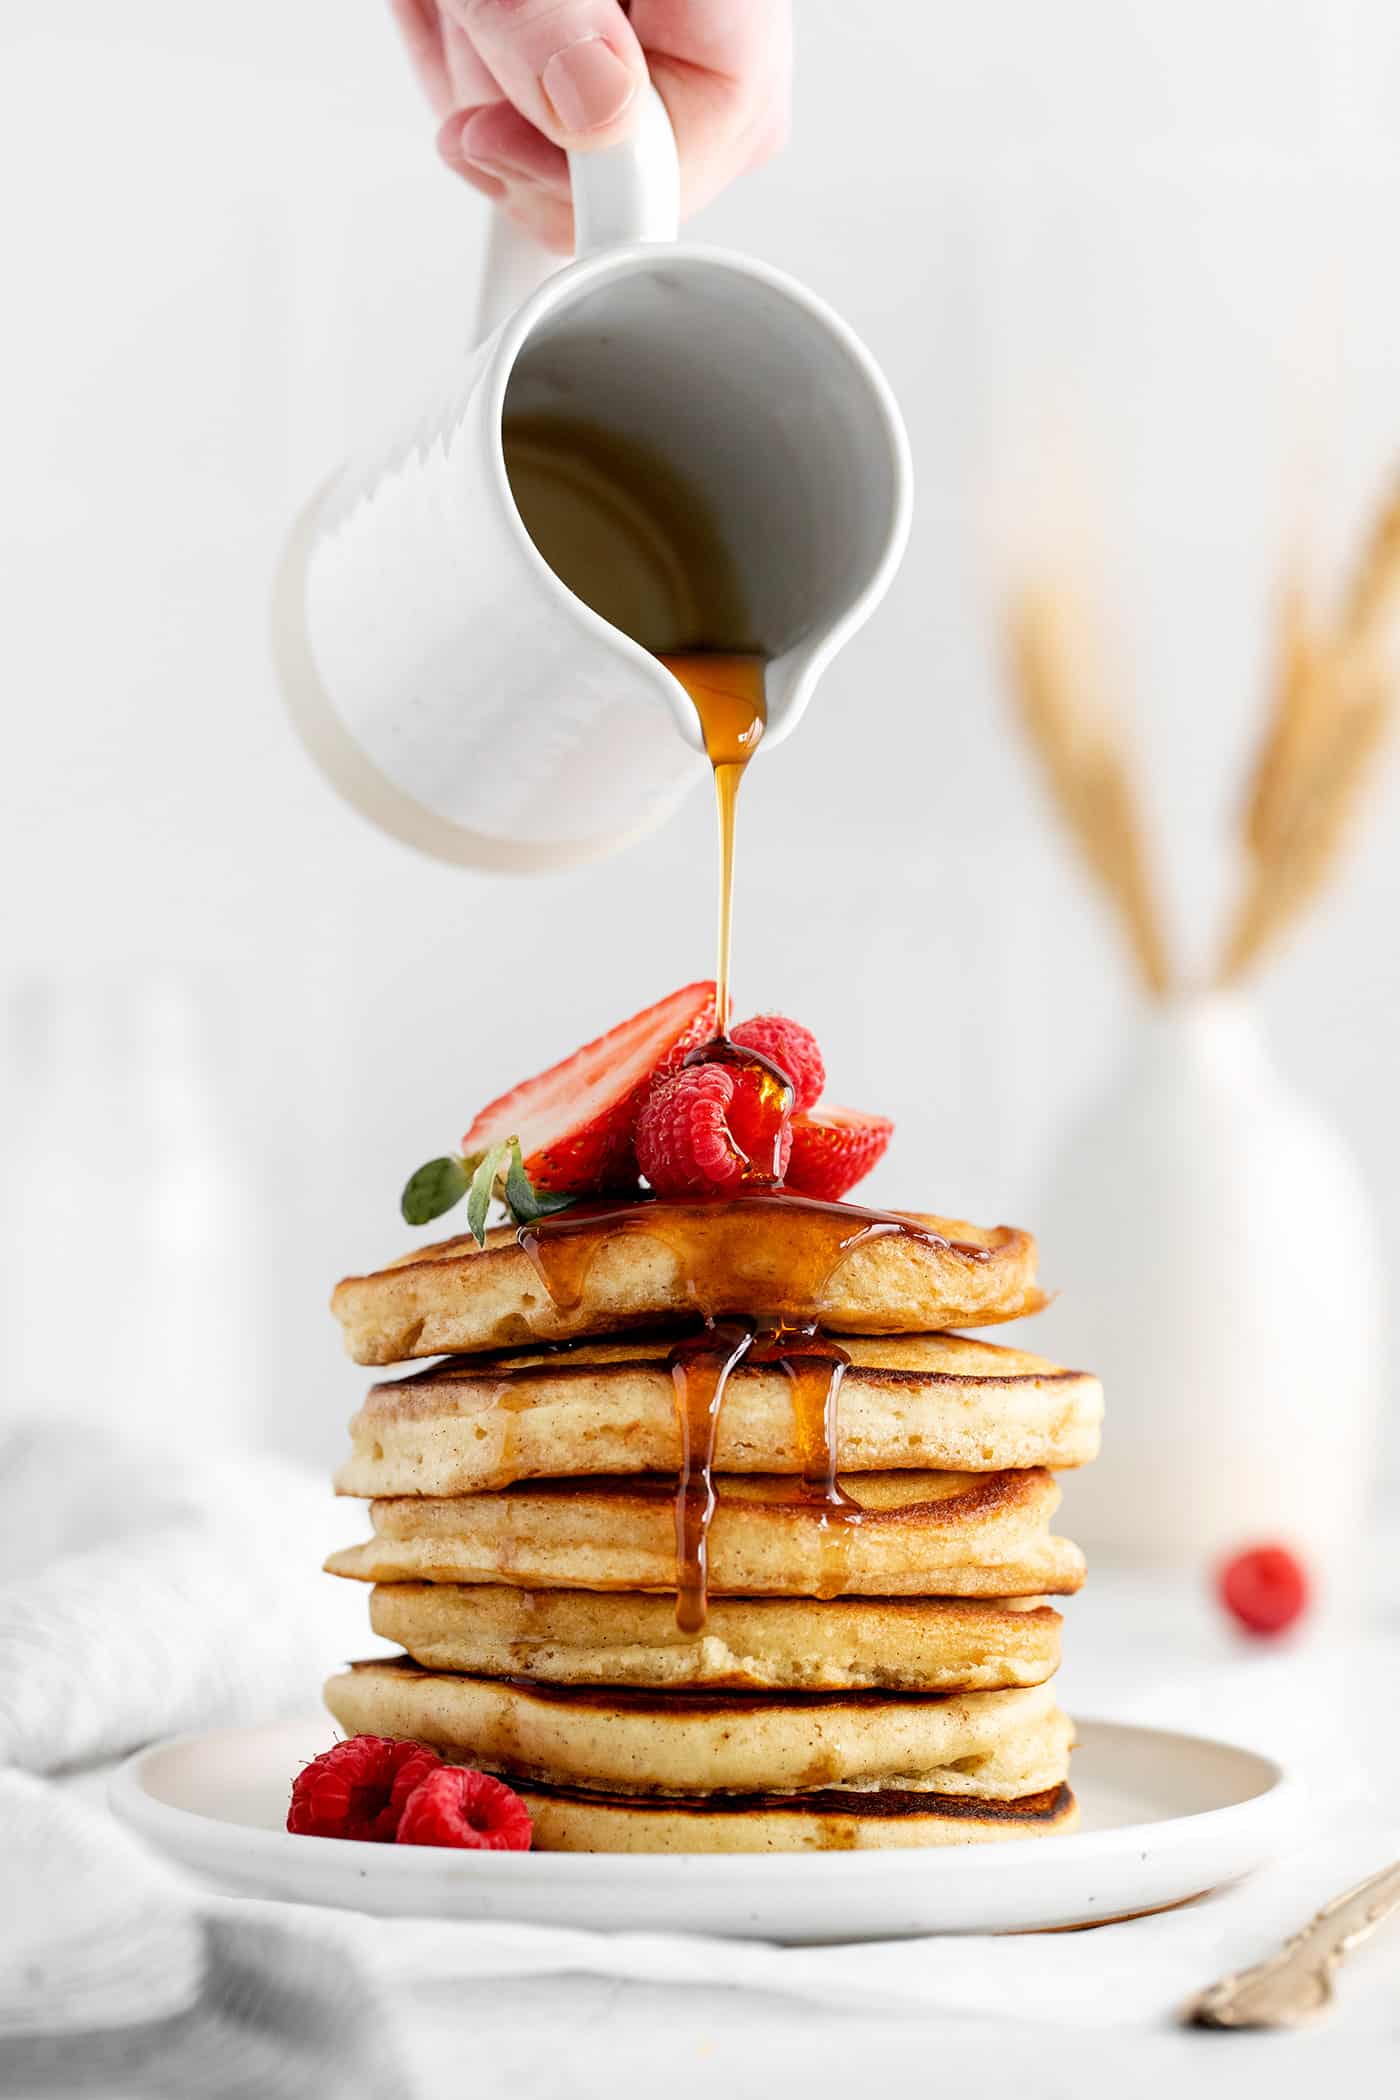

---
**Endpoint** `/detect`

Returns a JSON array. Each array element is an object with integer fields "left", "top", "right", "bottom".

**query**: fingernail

[{"left": 541, "top": 35, "right": 636, "bottom": 134}]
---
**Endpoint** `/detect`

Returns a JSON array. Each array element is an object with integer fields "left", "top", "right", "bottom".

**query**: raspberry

[
  {"left": 636, "top": 1063, "right": 792, "bottom": 1197},
  {"left": 395, "top": 1766, "right": 533, "bottom": 1851},
  {"left": 287, "top": 1735, "right": 443, "bottom": 1841},
  {"left": 729, "top": 1014, "right": 825, "bottom": 1113},
  {"left": 1218, "top": 1544, "right": 1309, "bottom": 1637}
]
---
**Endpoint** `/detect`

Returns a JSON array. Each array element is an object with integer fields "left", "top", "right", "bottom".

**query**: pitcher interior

[{"left": 499, "top": 257, "right": 902, "bottom": 678}]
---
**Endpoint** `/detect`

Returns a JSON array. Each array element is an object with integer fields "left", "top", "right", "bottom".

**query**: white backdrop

[{"left": 2, "top": 2, "right": 1398, "bottom": 1468}]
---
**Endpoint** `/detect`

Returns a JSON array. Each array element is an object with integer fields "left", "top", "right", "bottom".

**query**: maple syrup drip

[
  {"left": 658, "top": 653, "right": 766, "bottom": 1033},
  {"left": 750, "top": 1322, "right": 858, "bottom": 1507},
  {"left": 667, "top": 1319, "right": 754, "bottom": 1634},
  {"left": 752, "top": 1319, "right": 864, "bottom": 1601},
  {"left": 665, "top": 1316, "right": 863, "bottom": 1631}
]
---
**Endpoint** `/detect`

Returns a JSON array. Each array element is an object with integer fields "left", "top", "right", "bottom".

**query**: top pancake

[{"left": 332, "top": 1196, "right": 1042, "bottom": 1364}]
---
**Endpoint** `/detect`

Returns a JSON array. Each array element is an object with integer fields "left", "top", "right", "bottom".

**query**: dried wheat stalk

[
  {"left": 1341, "top": 465, "right": 1400, "bottom": 649},
  {"left": 1216, "top": 469, "right": 1400, "bottom": 985},
  {"left": 1241, "top": 573, "right": 1324, "bottom": 862},
  {"left": 1008, "top": 580, "right": 1173, "bottom": 997},
  {"left": 1220, "top": 657, "right": 1391, "bottom": 981}
]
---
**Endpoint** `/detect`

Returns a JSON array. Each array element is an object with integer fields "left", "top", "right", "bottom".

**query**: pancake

[
  {"left": 324, "top": 1659, "right": 1073, "bottom": 1798},
  {"left": 336, "top": 1332, "right": 1102, "bottom": 1495},
  {"left": 331, "top": 1197, "right": 1041, "bottom": 1365},
  {"left": 512, "top": 1778, "right": 1079, "bottom": 1851},
  {"left": 325, "top": 1468, "right": 1085, "bottom": 1598},
  {"left": 369, "top": 1583, "right": 1063, "bottom": 1691}
]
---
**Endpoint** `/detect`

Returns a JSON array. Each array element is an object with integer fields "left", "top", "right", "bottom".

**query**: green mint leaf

[
  {"left": 465, "top": 1140, "right": 512, "bottom": 1247},
  {"left": 401, "top": 1156, "right": 470, "bottom": 1227},
  {"left": 503, "top": 1138, "right": 576, "bottom": 1226}
]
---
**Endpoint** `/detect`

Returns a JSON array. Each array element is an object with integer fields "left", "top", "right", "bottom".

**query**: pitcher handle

[
  {"left": 473, "top": 82, "right": 679, "bottom": 338},
  {"left": 569, "top": 82, "right": 679, "bottom": 253}
]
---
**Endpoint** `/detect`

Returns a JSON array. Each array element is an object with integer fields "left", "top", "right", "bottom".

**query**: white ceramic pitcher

[{"left": 273, "top": 88, "right": 911, "bottom": 873}]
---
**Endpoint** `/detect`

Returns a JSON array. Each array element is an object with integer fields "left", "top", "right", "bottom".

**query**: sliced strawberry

[
  {"left": 783, "top": 1106, "right": 894, "bottom": 1202},
  {"left": 463, "top": 983, "right": 717, "bottom": 1196}
]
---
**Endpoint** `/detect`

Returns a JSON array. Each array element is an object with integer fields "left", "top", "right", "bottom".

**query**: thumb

[{"left": 448, "top": 0, "right": 647, "bottom": 148}]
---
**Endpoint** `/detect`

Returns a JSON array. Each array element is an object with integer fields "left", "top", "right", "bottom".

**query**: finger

[
  {"left": 455, "top": 103, "right": 570, "bottom": 199},
  {"left": 388, "top": 0, "right": 454, "bottom": 117},
  {"left": 629, "top": 0, "right": 789, "bottom": 89},
  {"left": 630, "top": 0, "right": 791, "bottom": 213},
  {"left": 441, "top": 15, "right": 501, "bottom": 107},
  {"left": 499, "top": 190, "right": 575, "bottom": 254},
  {"left": 436, "top": 129, "right": 508, "bottom": 202},
  {"left": 444, "top": 0, "right": 647, "bottom": 147},
  {"left": 437, "top": 106, "right": 574, "bottom": 250}
]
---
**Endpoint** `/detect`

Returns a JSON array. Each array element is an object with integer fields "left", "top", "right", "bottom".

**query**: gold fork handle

[{"left": 1185, "top": 1859, "right": 1400, "bottom": 2029}]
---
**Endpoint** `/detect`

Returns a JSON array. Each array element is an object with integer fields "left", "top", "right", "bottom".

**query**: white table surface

[{"left": 75, "top": 1563, "right": 1400, "bottom": 2098}]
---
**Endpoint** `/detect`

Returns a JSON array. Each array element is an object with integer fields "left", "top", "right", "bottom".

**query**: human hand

[{"left": 391, "top": 1, "right": 791, "bottom": 252}]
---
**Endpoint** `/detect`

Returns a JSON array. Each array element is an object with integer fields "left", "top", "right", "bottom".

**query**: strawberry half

[
  {"left": 783, "top": 1106, "right": 894, "bottom": 1203},
  {"left": 462, "top": 982, "right": 717, "bottom": 1196}
]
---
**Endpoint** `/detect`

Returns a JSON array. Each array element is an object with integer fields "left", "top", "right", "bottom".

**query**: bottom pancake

[
  {"left": 513, "top": 1778, "right": 1079, "bottom": 1852},
  {"left": 324, "top": 1658, "right": 1072, "bottom": 1798}
]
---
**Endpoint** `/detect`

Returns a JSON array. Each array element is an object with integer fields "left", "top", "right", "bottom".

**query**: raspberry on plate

[
  {"left": 728, "top": 1014, "right": 825, "bottom": 1113},
  {"left": 1218, "top": 1544, "right": 1309, "bottom": 1637},
  {"left": 636, "top": 1062, "right": 793, "bottom": 1196},
  {"left": 395, "top": 1766, "right": 534, "bottom": 1851},
  {"left": 287, "top": 1735, "right": 442, "bottom": 1841}
]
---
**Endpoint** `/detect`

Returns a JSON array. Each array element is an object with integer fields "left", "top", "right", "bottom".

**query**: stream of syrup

[{"left": 657, "top": 654, "right": 765, "bottom": 1036}]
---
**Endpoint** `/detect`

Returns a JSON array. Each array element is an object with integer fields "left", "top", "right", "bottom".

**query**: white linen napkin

[
  {"left": 0, "top": 1416, "right": 367, "bottom": 1774},
  {"left": 0, "top": 1769, "right": 414, "bottom": 2099},
  {"left": 0, "top": 1416, "right": 396, "bottom": 2095}
]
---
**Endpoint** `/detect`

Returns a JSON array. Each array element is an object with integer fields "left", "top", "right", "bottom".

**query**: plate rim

[{"left": 110, "top": 1713, "right": 1301, "bottom": 1884}]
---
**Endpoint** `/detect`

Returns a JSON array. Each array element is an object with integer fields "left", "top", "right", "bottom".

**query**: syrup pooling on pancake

[
  {"left": 516, "top": 1192, "right": 986, "bottom": 1320},
  {"left": 334, "top": 1202, "right": 1038, "bottom": 1363}
]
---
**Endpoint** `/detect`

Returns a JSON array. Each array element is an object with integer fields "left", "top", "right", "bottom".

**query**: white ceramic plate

[{"left": 111, "top": 1714, "right": 1299, "bottom": 1941}]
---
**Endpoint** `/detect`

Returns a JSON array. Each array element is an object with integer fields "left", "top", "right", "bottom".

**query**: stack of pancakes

[{"left": 324, "top": 1200, "right": 1101, "bottom": 1851}]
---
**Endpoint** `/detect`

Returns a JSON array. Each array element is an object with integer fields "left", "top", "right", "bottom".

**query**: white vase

[{"left": 1032, "top": 994, "right": 1383, "bottom": 1594}]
